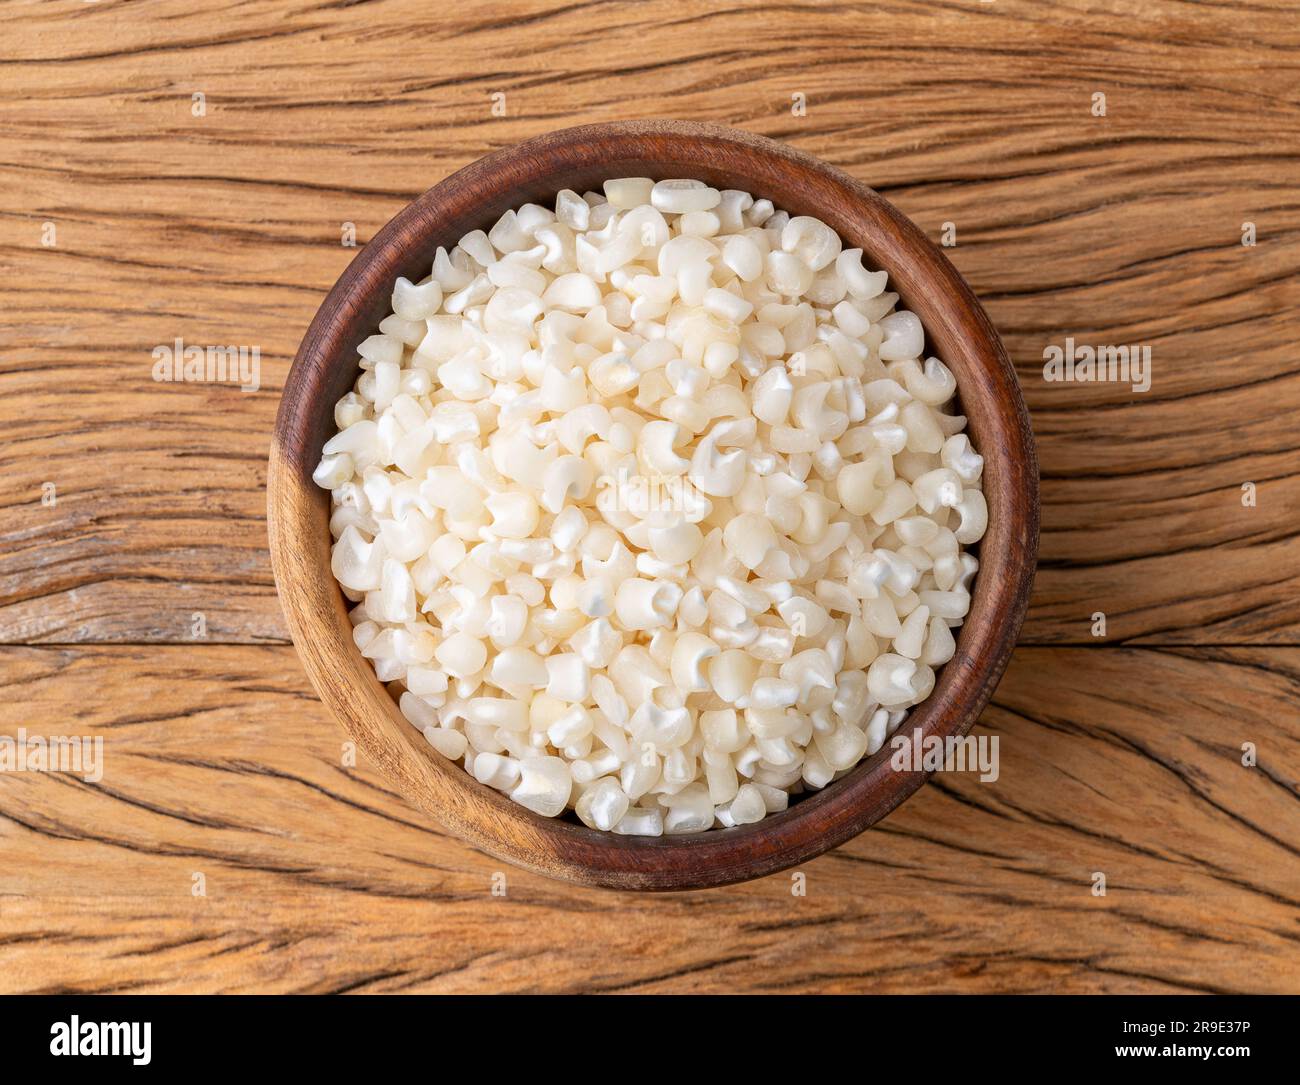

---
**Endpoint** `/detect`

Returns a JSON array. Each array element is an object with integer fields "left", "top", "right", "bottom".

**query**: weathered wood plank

[
  {"left": 1, "top": 0, "right": 1297, "bottom": 995},
  {"left": 2, "top": 1, "right": 1297, "bottom": 644},
  {"left": 1, "top": 644, "right": 1295, "bottom": 993}
]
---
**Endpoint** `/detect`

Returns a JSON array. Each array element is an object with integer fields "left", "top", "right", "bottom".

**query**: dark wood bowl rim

[{"left": 268, "top": 120, "right": 1039, "bottom": 891}]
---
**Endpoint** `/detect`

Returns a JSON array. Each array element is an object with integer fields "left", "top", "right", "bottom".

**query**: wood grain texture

[
  {"left": 2, "top": 0, "right": 1298, "bottom": 646},
  {"left": 1, "top": 645, "right": 1296, "bottom": 993},
  {"left": 1, "top": 0, "right": 1297, "bottom": 987}
]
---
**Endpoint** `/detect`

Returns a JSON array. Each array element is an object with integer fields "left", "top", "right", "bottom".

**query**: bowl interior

[{"left": 269, "top": 121, "right": 1038, "bottom": 891}]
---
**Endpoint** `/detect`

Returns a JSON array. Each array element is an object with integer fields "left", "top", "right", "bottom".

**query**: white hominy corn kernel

[
  {"left": 510, "top": 756, "right": 572, "bottom": 817},
  {"left": 615, "top": 577, "right": 683, "bottom": 630},
  {"left": 473, "top": 751, "right": 521, "bottom": 790},
  {"left": 576, "top": 776, "right": 630, "bottom": 830},
  {"left": 614, "top": 806, "right": 663, "bottom": 836},
  {"left": 651, "top": 179, "right": 722, "bottom": 215},
  {"left": 603, "top": 177, "right": 654, "bottom": 209},
  {"left": 435, "top": 632, "right": 486, "bottom": 678},
  {"left": 782, "top": 216, "right": 841, "bottom": 271},
  {"left": 424, "top": 725, "right": 467, "bottom": 760},
  {"left": 316, "top": 178, "right": 987, "bottom": 833}
]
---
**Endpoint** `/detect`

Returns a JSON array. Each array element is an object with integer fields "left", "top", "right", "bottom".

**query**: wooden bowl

[{"left": 268, "top": 120, "right": 1038, "bottom": 891}]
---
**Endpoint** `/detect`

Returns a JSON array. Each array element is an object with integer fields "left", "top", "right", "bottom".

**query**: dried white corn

[{"left": 316, "top": 178, "right": 987, "bottom": 834}]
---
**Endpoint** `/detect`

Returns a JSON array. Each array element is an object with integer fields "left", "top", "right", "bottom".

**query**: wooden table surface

[{"left": 3, "top": 0, "right": 1298, "bottom": 994}]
